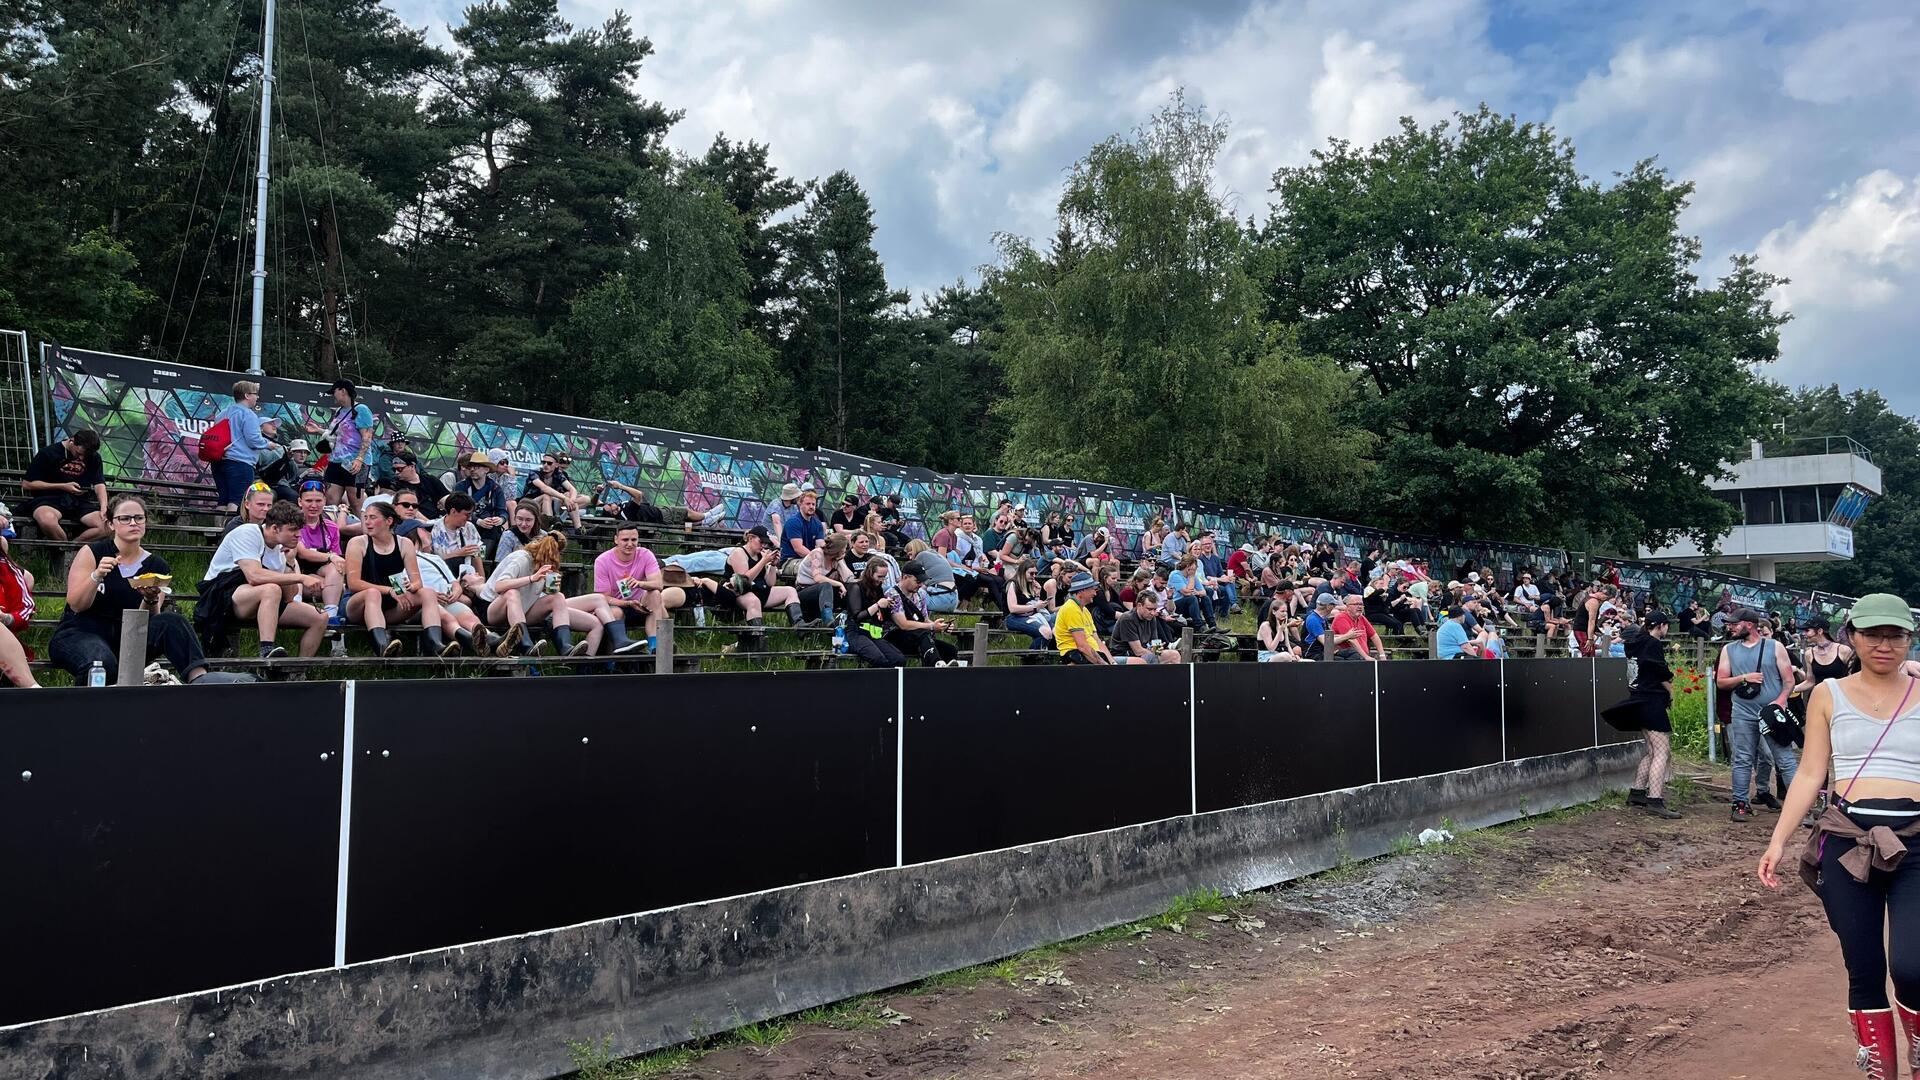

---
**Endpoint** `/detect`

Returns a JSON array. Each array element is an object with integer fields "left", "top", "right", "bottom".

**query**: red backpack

[
  {"left": 196, "top": 415, "right": 233, "bottom": 463},
  {"left": 0, "top": 553, "right": 35, "bottom": 659}
]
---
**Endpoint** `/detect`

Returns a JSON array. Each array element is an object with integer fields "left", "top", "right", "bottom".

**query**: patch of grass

[
  {"left": 796, "top": 996, "right": 889, "bottom": 1031},
  {"left": 732, "top": 1020, "right": 792, "bottom": 1050},
  {"left": 912, "top": 956, "right": 1019, "bottom": 993},
  {"left": 1389, "top": 833, "right": 1418, "bottom": 856},
  {"left": 1161, "top": 887, "right": 1235, "bottom": 922},
  {"left": 565, "top": 1036, "right": 702, "bottom": 1080},
  {"left": 1667, "top": 774, "right": 1702, "bottom": 805}
]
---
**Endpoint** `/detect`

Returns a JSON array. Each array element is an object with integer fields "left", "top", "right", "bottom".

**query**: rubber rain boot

[{"left": 1852, "top": 1008, "right": 1896, "bottom": 1080}]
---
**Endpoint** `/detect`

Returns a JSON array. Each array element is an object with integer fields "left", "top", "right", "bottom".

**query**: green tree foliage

[
  {"left": 894, "top": 281, "right": 1007, "bottom": 475},
  {"left": 1263, "top": 107, "right": 1783, "bottom": 551},
  {"left": 781, "top": 171, "right": 909, "bottom": 453},
  {"left": 427, "top": 0, "right": 676, "bottom": 412},
  {"left": 992, "top": 95, "right": 1371, "bottom": 506},
  {"left": 1774, "top": 386, "right": 1920, "bottom": 599},
  {"left": 560, "top": 162, "right": 789, "bottom": 444},
  {"left": 689, "top": 135, "right": 806, "bottom": 346}
]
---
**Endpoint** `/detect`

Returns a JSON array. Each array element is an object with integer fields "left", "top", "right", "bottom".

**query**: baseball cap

[
  {"left": 1849, "top": 594, "right": 1916, "bottom": 632},
  {"left": 393, "top": 452, "right": 419, "bottom": 468},
  {"left": 842, "top": 493, "right": 858, "bottom": 504},
  {"left": 1644, "top": 610, "right": 1670, "bottom": 627},
  {"left": 485, "top": 448, "right": 510, "bottom": 467},
  {"left": 746, "top": 525, "right": 772, "bottom": 544},
  {"left": 1316, "top": 592, "right": 1338, "bottom": 607}
]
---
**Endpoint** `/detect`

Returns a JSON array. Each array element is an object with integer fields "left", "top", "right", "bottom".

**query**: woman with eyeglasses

[
  {"left": 494, "top": 503, "right": 545, "bottom": 566},
  {"left": 1003, "top": 557, "right": 1054, "bottom": 649},
  {"left": 1759, "top": 595, "right": 1920, "bottom": 1076},
  {"left": 293, "top": 482, "right": 349, "bottom": 626},
  {"left": 344, "top": 500, "right": 448, "bottom": 657},
  {"left": 50, "top": 495, "right": 211, "bottom": 684},
  {"left": 212, "top": 380, "right": 279, "bottom": 513}
]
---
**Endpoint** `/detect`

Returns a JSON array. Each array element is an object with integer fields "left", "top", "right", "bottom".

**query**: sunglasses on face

[{"left": 395, "top": 501, "right": 419, "bottom": 509}]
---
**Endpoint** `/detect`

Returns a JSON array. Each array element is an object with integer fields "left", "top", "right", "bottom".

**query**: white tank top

[{"left": 1828, "top": 679, "right": 1920, "bottom": 788}]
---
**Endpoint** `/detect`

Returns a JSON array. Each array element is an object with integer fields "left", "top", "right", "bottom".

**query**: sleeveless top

[
  {"left": 1828, "top": 679, "right": 1920, "bottom": 788},
  {"left": 1570, "top": 591, "right": 1592, "bottom": 631},
  {"left": 360, "top": 535, "right": 408, "bottom": 589},
  {"left": 1810, "top": 646, "right": 1853, "bottom": 685},
  {"left": 1723, "top": 637, "right": 1783, "bottom": 722}
]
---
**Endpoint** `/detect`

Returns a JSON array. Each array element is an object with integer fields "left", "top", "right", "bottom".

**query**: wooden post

[
  {"left": 971, "top": 622, "right": 990, "bottom": 668},
  {"left": 654, "top": 619, "right": 675, "bottom": 675},
  {"left": 1535, "top": 632, "right": 1547, "bottom": 658},
  {"left": 1180, "top": 625, "right": 1195, "bottom": 663},
  {"left": 1428, "top": 625, "right": 1439, "bottom": 660},
  {"left": 116, "top": 609, "right": 150, "bottom": 686}
]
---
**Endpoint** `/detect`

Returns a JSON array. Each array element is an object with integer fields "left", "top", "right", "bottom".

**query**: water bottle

[
  {"left": 88, "top": 661, "right": 106, "bottom": 688},
  {"left": 832, "top": 615, "right": 848, "bottom": 655}
]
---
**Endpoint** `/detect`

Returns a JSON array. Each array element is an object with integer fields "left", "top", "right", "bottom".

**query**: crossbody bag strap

[{"left": 1842, "top": 677, "right": 1920, "bottom": 801}]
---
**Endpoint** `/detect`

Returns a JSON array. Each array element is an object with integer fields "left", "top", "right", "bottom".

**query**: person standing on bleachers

[
  {"left": 454, "top": 452, "right": 509, "bottom": 554},
  {"left": 212, "top": 380, "right": 279, "bottom": 514},
  {"left": 21, "top": 429, "right": 108, "bottom": 543},
  {"left": 303, "top": 380, "right": 374, "bottom": 519},
  {"left": 50, "top": 495, "right": 211, "bottom": 684}
]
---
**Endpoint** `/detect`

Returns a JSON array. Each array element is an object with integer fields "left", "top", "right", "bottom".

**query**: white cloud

[
  {"left": 1758, "top": 170, "right": 1920, "bottom": 310},
  {"left": 1781, "top": 17, "right": 1920, "bottom": 105},
  {"left": 1309, "top": 33, "right": 1459, "bottom": 151}
]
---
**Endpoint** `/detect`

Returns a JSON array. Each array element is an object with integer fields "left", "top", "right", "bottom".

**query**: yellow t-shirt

[{"left": 1055, "top": 598, "right": 1101, "bottom": 658}]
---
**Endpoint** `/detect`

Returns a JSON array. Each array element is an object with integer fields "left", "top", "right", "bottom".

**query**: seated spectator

[
  {"left": 794, "top": 533, "right": 850, "bottom": 626},
  {"left": 930, "top": 510, "right": 961, "bottom": 554},
  {"left": 495, "top": 503, "right": 545, "bottom": 565},
  {"left": 293, "top": 481, "right": 349, "bottom": 628},
  {"left": 1160, "top": 522, "right": 1190, "bottom": 568},
  {"left": 22, "top": 429, "right": 109, "bottom": 543},
  {"left": 1512, "top": 571, "right": 1541, "bottom": 614},
  {"left": 198, "top": 499, "right": 327, "bottom": 659},
  {"left": 1004, "top": 557, "right": 1055, "bottom": 649},
  {"left": 258, "top": 439, "right": 313, "bottom": 503},
  {"left": 1257, "top": 601, "right": 1306, "bottom": 662},
  {"left": 344, "top": 500, "right": 448, "bottom": 657},
  {"left": 0, "top": 544, "right": 37, "bottom": 686},
  {"left": 1363, "top": 573, "right": 1402, "bottom": 634},
  {"left": 597, "top": 478, "right": 665, "bottom": 524},
  {"left": 370, "top": 430, "right": 411, "bottom": 492},
  {"left": 454, "top": 452, "right": 509, "bottom": 553},
  {"left": 1142, "top": 516, "right": 1168, "bottom": 564},
  {"left": 715, "top": 525, "right": 803, "bottom": 646},
  {"left": 430, "top": 493, "right": 487, "bottom": 588},
  {"left": 885, "top": 563, "right": 961, "bottom": 667},
  {"left": 386, "top": 488, "right": 432, "bottom": 542},
  {"left": 904, "top": 539, "right": 960, "bottom": 614},
  {"left": 843, "top": 560, "right": 907, "bottom": 668},
  {"left": 413, "top": 547, "right": 501, "bottom": 656},
  {"left": 221, "top": 482, "right": 276, "bottom": 536},
  {"left": 829, "top": 493, "right": 865, "bottom": 534},
  {"left": 591, "top": 523, "right": 682, "bottom": 652},
  {"left": 1091, "top": 563, "right": 1127, "bottom": 637},
  {"left": 875, "top": 493, "right": 908, "bottom": 549},
  {"left": 1168, "top": 555, "right": 1221, "bottom": 631},
  {"left": 1057, "top": 572, "right": 1126, "bottom": 665},
  {"left": 390, "top": 454, "right": 449, "bottom": 520},
  {"left": 1390, "top": 578, "right": 1428, "bottom": 630},
  {"left": 1436, "top": 599, "right": 1483, "bottom": 660},
  {"left": 51, "top": 495, "right": 211, "bottom": 684},
  {"left": 1331, "top": 594, "right": 1386, "bottom": 662},
  {"left": 1113, "top": 590, "right": 1184, "bottom": 664},
  {"left": 783, "top": 489, "right": 826, "bottom": 566},
  {"left": 1077, "top": 526, "right": 1114, "bottom": 565},
  {"left": 484, "top": 448, "right": 519, "bottom": 508},
  {"left": 527, "top": 452, "right": 590, "bottom": 530}
]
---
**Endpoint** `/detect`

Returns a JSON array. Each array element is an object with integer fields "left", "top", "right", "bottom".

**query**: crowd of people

[{"left": 0, "top": 377, "right": 1880, "bottom": 691}]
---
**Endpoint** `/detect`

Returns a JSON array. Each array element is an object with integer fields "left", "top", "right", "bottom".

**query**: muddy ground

[{"left": 588, "top": 775, "right": 1864, "bottom": 1079}]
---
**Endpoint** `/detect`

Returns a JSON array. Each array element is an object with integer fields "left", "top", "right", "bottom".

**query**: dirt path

[{"left": 639, "top": 784, "right": 1874, "bottom": 1080}]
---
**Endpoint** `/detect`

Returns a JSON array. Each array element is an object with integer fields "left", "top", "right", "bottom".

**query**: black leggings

[{"left": 1821, "top": 799, "right": 1920, "bottom": 1009}]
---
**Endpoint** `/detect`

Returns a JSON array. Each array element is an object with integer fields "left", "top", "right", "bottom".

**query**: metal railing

[{"left": 1763, "top": 435, "right": 1873, "bottom": 462}]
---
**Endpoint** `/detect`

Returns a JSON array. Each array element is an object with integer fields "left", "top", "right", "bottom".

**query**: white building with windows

[{"left": 1638, "top": 437, "right": 1881, "bottom": 582}]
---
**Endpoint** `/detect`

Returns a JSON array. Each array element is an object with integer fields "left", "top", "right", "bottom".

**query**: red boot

[
  {"left": 1897, "top": 1000, "right": 1920, "bottom": 1073},
  {"left": 1852, "top": 1008, "right": 1897, "bottom": 1079}
]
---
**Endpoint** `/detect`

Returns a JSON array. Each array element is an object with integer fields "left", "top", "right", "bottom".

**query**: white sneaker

[{"left": 934, "top": 660, "right": 949, "bottom": 668}]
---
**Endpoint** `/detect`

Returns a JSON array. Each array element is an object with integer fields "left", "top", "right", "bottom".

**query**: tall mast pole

[{"left": 246, "top": 0, "right": 277, "bottom": 375}]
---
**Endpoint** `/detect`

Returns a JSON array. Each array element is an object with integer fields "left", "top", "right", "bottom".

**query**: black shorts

[
  {"left": 1063, "top": 650, "right": 1092, "bottom": 665},
  {"left": 717, "top": 578, "right": 772, "bottom": 610},
  {"left": 23, "top": 495, "right": 95, "bottom": 524},
  {"left": 323, "top": 461, "right": 366, "bottom": 490}
]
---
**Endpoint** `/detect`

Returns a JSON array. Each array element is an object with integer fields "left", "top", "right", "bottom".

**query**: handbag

[{"left": 196, "top": 416, "right": 233, "bottom": 462}]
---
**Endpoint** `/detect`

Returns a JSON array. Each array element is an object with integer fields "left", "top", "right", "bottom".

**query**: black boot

[
  {"left": 604, "top": 619, "right": 646, "bottom": 656},
  {"left": 1628, "top": 787, "right": 1648, "bottom": 806},
  {"left": 425, "top": 626, "right": 457, "bottom": 658},
  {"left": 786, "top": 602, "right": 805, "bottom": 626},
  {"left": 1643, "top": 797, "right": 1681, "bottom": 819},
  {"left": 550, "top": 620, "right": 576, "bottom": 655},
  {"left": 371, "top": 627, "right": 401, "bottom": 657},
  {"left": 455, "top": 628, "right": 477, "bottom": 655},
  {"left": 745, "top": 616, "right": 766, "bottom": 652}
]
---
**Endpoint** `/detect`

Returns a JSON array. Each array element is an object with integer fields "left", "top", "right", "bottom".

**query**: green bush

[{"left": 1668, "top": 665, "right": 1712, "bottom": 759}]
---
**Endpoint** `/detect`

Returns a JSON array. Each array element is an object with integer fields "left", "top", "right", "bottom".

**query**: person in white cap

[{"left": 259, "top": 438, "right": 313, "bottom": 503}]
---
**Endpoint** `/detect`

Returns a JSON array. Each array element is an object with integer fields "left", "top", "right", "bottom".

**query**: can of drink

[
  {"left": 616, "top": 578, "right": 634, "bottom": 599},
  {"left": 389, "top": 572, "right": 409, "bottom": 592},
  {"left": 545, "top": 572, "right": 561, "bottom": 594}
]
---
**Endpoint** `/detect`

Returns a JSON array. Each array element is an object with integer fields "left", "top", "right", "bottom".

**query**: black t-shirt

[
  {"left": 618, "top": 499, "right": 663, "bottom": 524},
  {"left": 398, "top": 474, "right": 451, "bottom": 519},
  {"left": 875, "top": 504, "right": 903, "bottom": 527},
  {"left": 26, "top": 442, "right": 104, "bottom": 496},
  {"left": 59, "top": 540, "right": 172, "bottom": 633},
  {"left": 829, "top": 508, "right": 862, "bottom": 533},
  {"left": 1626, "top": 631, "right": 1673, "bottom": 695},
  {"left": 1112, "top": 611, "right": 1177, "bottom": 654}
]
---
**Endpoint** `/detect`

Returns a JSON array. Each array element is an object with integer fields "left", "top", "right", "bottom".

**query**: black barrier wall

[
  {"left": 1, "top": 661, "right": 1633, "bottom": 1028},
  {"left": 0, "top": 684, "right": 346, "bottom": 1026}
]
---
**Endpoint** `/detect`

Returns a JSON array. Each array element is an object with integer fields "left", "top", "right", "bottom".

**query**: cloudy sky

[{"left": 391, "top": 0, "right": 1920, "bottom": 419}]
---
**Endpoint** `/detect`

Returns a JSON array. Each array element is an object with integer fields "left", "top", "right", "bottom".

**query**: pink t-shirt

[
  {"left": 299, "top": 519, "right": 341, "bottom": 556},
  {"left": 594, "top": 546, "right": 660, "bottom": 596}
]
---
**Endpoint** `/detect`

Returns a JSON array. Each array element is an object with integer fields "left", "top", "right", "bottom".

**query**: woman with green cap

[{"left": 1758, "top": 594, "right": 1920, "bottom": 1078}]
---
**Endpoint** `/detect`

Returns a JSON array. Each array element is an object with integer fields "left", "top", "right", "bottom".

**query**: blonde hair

[
  {"left": 904, "top": 538, "right": 929, "bottom": 558},
  {"left": 233, "top": 380, "right": 261, "bottom": 398}
]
